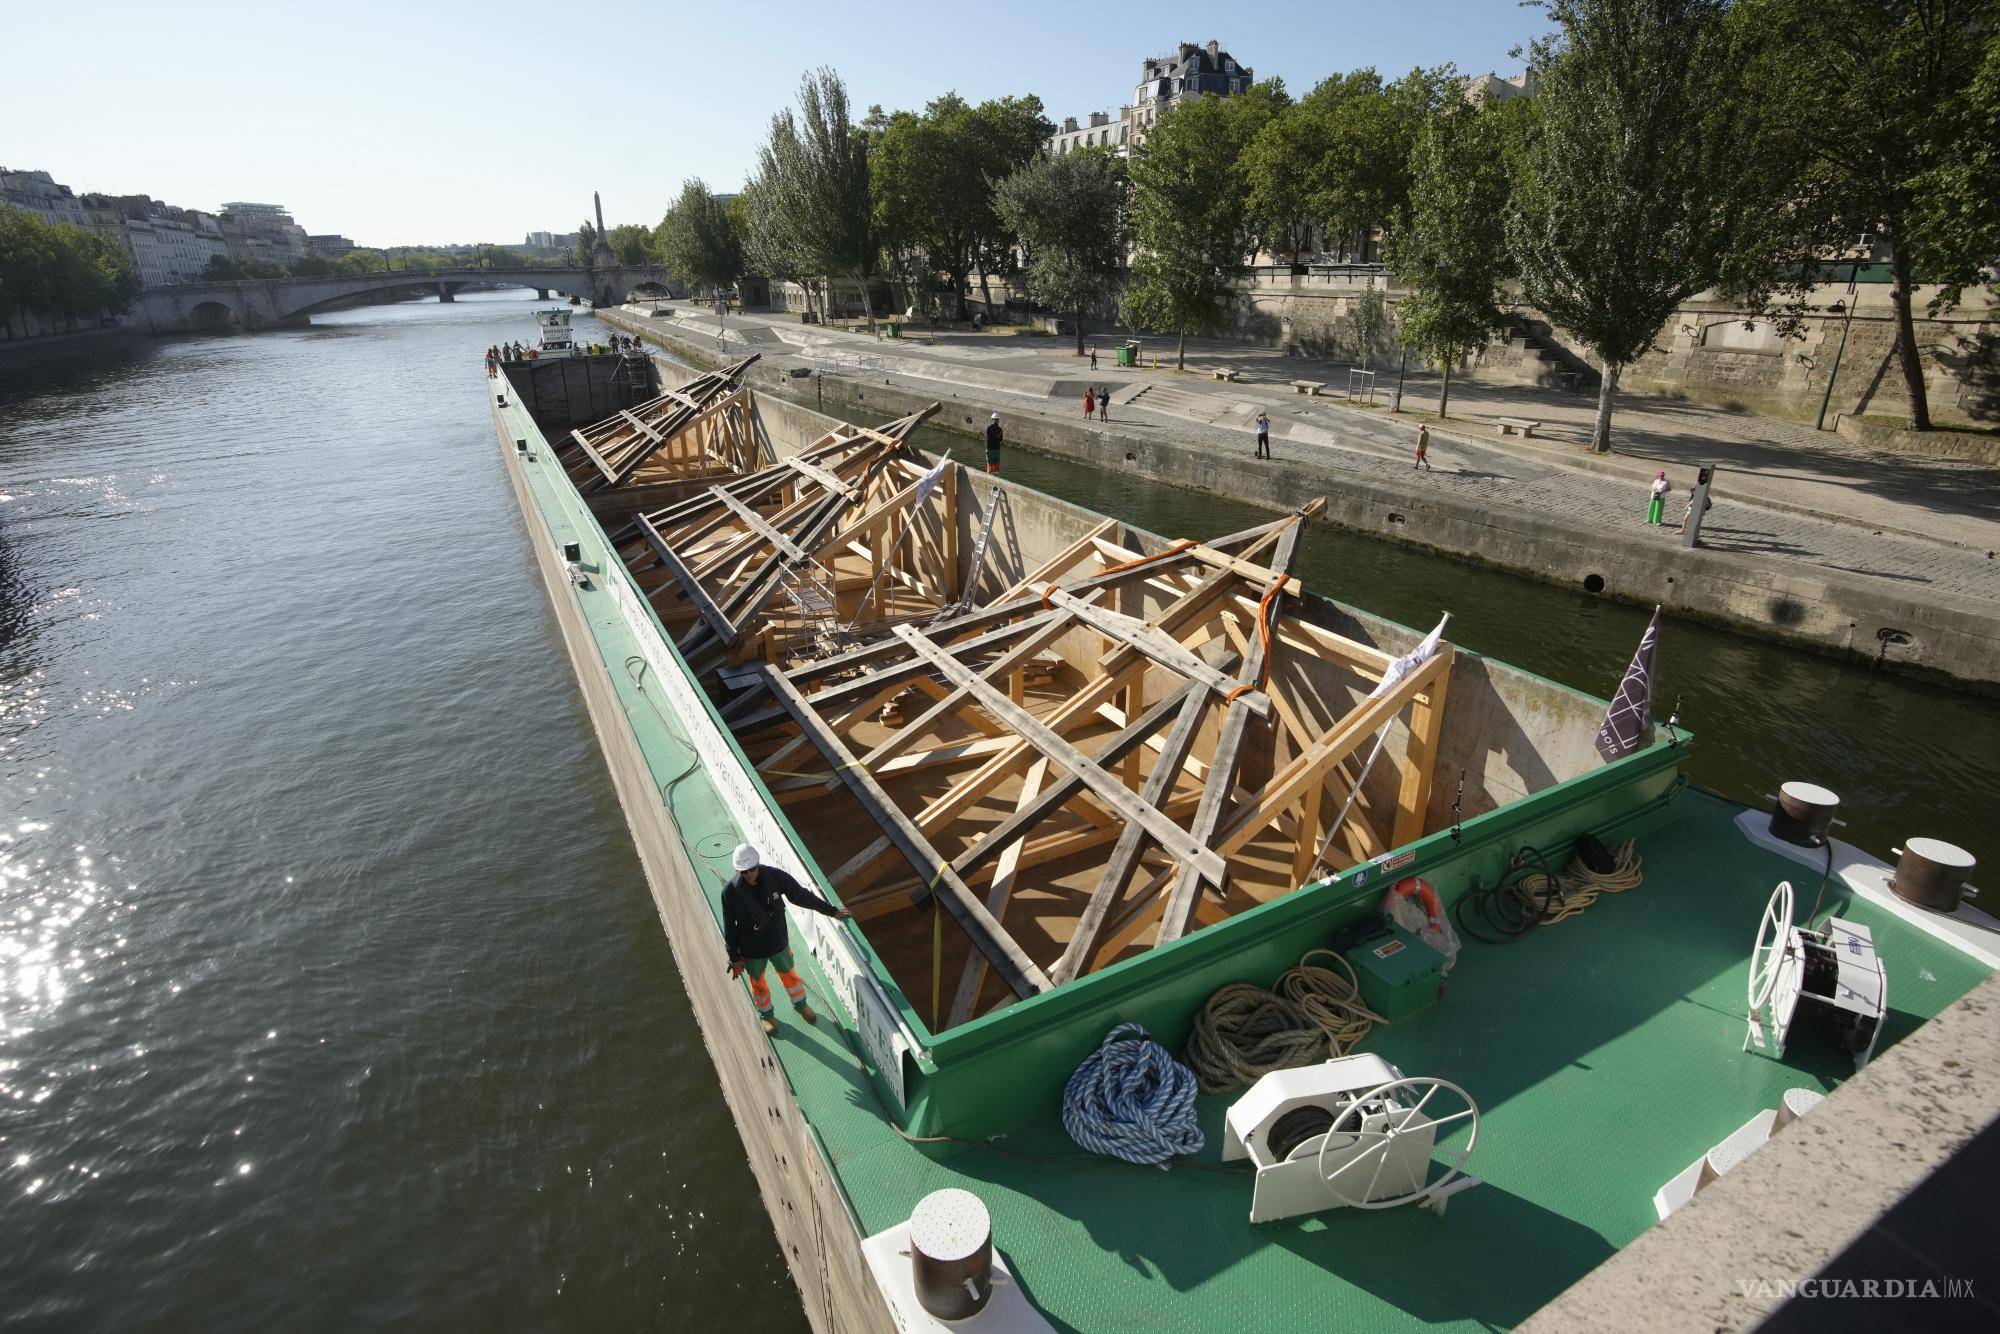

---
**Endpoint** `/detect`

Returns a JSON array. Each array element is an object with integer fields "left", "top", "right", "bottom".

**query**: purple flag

[{"left": 1595, "top": 607, "right": 1660, "bottom": 761}]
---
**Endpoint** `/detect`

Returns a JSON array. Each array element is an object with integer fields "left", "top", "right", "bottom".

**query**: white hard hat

[
  {"left": 991, "top": 412, "right": 1000, "bottom": 420},
  {"left": 731, "top": 843, "right": 760, "bottom": 872}
]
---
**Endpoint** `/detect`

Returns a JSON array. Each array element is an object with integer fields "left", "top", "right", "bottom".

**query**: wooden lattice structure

[
  {"left": 608, "top": 404, "right": 955, "bottom": 675},
  {"left": 719, "top": 500, "right": 1458, "bottom": 1031},
  {"left": 556, "top": 354, "right": 765, "bottom": 493}
]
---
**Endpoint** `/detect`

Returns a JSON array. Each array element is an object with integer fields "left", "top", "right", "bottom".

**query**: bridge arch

[{"left": 186, "top": 301, "right": 239, "bottom": 333}]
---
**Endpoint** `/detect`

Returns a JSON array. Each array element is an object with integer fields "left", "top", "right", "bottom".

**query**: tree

[
  {"left": 1720, "top": 0, "right": 2000, "bottom": 431},
  {"left": 968, "top": 94, "right": 1056, "bottom": 307},
  {"left": 290, "top": 254, "right": 337, "bottom": 277},
  {"left": 761, "top": 68, "right": 880, "bottom": 335},
  {"left": 655, "top": 177, "right": 745, "bottom": 295},
  {"left": 571, "top": 221, "right": 597, "bottom": 267},
  {"left": 1387, "top": 101, "right": 1514, "bottom": 418},
  {"left": 1508, "top": 0, "right": 1747, "bottom": 452},
  {"left": 994, "top": 148, "right": 1129, "bottom": 354},
  {"left": 202, "top": 253, "right": 246, "bottom": 281},
  {"left": 1122, "top": 93, "right": 1261, "bottom": 368},
  {"left": 871, "top": 97, "right": 984, "bottom": 319},
  {"left": 1350, "top": 287, "right": 1386, "bottom": 368},
  {"left": 606, "top": 223, "right": 654, "bottom": 266},
  {"left": 0, "top": 211, "right": 135, "bottom": 335}
]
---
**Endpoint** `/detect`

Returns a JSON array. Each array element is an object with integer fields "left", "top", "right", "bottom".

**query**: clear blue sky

[{"left": 9, "top": 0, "right": 1549, "bottom": 248}]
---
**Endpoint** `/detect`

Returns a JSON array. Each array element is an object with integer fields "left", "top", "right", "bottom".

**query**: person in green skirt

[{"left": 1647, "top": 472, "right": 1670, "bottom": 525}]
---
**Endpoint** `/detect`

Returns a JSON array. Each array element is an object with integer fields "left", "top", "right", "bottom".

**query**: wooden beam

[
  {"left": 1185, "top": 542, "right": 1302, "bottom": 597},
  {"left": 1044, "top": 587, "right": 1267, "bottom": 716},
  {"left": 632, "top": 518, "right": 738, "bottom": 648},
  {"left": 1051, "top": 685, "right": 1210, "bottom": 984},
  {"left": 782, "top": 452, "right": 860, "bottom": 500},
  {"left": 1391, "top": 649, "right": 1453, "bottom": 847},
  {"left": 708, "top": 485, "right": 809, "bottom": 564},
  {"left": 894, "top": 625, "right": 1227, "bottom": 886},
  {"left": 754, "top": 665, "right": 1051, "bottom": 1001},
  {"left": 1153, "top": 518, "right": 1306, "bottom": 944},
  {"left": 1212, "top": 649, "right": 1452, "bottom": 862},
  {"left": 946, "top": 755, "right": 1049, "bottom": 1027},
  {"left": 858, "top": 608, "right": 1082, "bottom": 769}
]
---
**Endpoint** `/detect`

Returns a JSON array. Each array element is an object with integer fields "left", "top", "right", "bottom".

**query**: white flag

[{"left": 1371, "top": 615, "right": 1449, "bottom": 699}]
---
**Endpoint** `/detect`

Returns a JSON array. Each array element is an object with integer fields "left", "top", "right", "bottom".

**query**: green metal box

[{"left": 1341, "top": 923, "right": 1447, "bottom": 1023}]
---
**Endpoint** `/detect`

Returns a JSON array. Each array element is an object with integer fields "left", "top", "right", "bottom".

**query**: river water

[{"left": 1, "top": 291, "right": 1993, "bottom": 1331}]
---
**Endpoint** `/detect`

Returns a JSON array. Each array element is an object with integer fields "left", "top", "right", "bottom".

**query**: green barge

[{"left": 491, "top": 349, "right": 1996, "bottom": 1332}]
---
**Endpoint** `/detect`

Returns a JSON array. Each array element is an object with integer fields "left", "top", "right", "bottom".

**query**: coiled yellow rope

[
  {"left": 1512, "top": 841, "right": 1644, "bottom": 923},
  {"left": 1182, "top": 949, "right": 1386, "bottom": 1095}
]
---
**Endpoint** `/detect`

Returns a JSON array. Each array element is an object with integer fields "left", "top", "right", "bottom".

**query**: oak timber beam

[{"left": 755, "top": 665, "right": 1051, "bottom": 1001}]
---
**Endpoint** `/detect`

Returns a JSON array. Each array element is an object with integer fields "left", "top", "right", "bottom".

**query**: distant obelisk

[{"left": 590, "top": 191, "right": 616, "bottom": 267}]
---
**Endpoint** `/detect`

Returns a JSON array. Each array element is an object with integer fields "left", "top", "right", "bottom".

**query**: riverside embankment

[{"left": 601, "top": 306, "right": 2000, "bottom": 694}]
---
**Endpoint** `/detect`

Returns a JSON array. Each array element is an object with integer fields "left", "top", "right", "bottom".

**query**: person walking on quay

[
  {"left": 1083, "top": 387, "right": 1096, "bottom": 420},
  {"left": 1647, "top": 472, "right": 1670, "bottom": 526},
  {"left": 1254, "top": 410, "right": 1271, "bottom": 459},
  {"left": 1415, "top": 424, "right": 1432, "bottom": 471},
  {"left": 985, "top": 412, "right": 1004, "bottom": 474},
  {"left": 485, "top": 347, "right": 498, "bottom": 378},
  {"left": 1098, "top": 388, "right": 1110, "bottom": 422},
  {"left": 722, "top": 843, "right": 851, "bottom": 1036},
  {"left": 1090, "top": 345, "right": 1099, "bottom": 371}
]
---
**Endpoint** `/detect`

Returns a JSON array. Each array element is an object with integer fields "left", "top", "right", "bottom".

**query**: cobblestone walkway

[{"left": 639, "top": 306, "right": 2000, "bottom": 611}]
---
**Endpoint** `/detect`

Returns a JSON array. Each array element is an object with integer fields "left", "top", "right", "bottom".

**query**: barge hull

[{"left": 491, "top": 402, "right": 891, "bottom": 1332}]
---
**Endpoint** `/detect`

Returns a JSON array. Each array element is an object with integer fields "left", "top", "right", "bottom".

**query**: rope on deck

[
  {"left": 1060, "top": 1023, "right": 1205, "bottom": 1168},
  {"left": 1182, "top": 950, "right": 1385, "bottom": 1095}
]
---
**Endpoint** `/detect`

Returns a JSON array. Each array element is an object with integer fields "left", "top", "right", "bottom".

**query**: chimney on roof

[{"left": 1207, "top": 39, "right": 1220, "bottom": 54}]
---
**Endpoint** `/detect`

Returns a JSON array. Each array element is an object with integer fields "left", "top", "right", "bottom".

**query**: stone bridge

[{"left": 126, "top": 264, "right": 678, "bottom": 334}]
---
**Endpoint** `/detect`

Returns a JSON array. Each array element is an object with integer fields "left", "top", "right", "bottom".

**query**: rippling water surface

[{"left": 0, "top": 293, "right": 805, "bottom": 1332}]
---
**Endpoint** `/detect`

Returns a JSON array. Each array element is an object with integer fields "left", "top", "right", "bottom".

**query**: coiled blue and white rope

[{"left": 1060, "top": 1023, "right": 1205, "bottom": 1168}]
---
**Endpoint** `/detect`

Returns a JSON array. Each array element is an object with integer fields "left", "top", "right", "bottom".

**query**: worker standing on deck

[
  {"left": 985, "top": 413, "right": 1004, "bottom": 474},
  {"left": 723, "top": 844, "right": 852, "bottom": 1035}
]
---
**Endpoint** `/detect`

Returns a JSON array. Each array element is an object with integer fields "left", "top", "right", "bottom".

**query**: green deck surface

[
  {"left": 763, "top": 786, "right": 1988, "bottom": 1331},
  {"left": 496, "top": 391, "right": 1992, "bottom": 1332}
]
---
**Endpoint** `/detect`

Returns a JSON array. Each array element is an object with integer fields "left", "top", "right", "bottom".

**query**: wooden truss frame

[
  {"left": 720, "top": 498, "right": 1458, "bottom": 1031},
  {"left": 607, "top": 403, "right": 952, "bottom": 675},
  {"left": 556, "top": 354, "right": 765, "bottom": 492}
]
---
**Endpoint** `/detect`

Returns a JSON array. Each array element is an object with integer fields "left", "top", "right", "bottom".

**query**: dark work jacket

[
  {"left": 722, "top": 865, "right": 839, "bottom": 961},
  {"left": 985, "top": 422, "right": 1003, "bottom": 458}
]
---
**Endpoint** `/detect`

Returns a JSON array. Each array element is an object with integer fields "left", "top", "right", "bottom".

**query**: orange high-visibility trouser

[{"left": 743, "top": 948, "right": 806, "bottom": 1016}]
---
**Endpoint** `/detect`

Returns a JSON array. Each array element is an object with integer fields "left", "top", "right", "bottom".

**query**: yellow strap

[{"left": 759, "top": 758, "right": 866, "bottom": 782}]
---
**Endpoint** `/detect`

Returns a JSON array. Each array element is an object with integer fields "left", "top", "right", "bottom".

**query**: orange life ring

[{"left": 1391, "top": 876, "right": 1445, "bottom": 933}]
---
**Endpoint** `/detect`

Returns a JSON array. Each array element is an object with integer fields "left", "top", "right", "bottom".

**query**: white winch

[
  {"left": 1222, "top": 1053, "right": 1481, "bottom": 1223},
  {"left": 1744, "top": 880, "right": 1887, "bottom": 1070}
]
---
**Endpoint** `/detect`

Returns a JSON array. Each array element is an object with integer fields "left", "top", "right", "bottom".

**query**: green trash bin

[
  {"left": 1115, "top": 341, "right": 1138, "bottom": 368},
  {"left": 885, "top": 323, "right": 901, "bottom": 339}
]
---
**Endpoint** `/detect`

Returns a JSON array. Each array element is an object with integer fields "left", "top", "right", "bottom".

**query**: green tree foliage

[
  {"left": 290, "top": 255, "right": 337, "bottom": 277},
  {"left": 655, "top": 178, "right": 745, "bottom": 294},
  {"left": 202, "top": 253, "right": 245, "bottom": 281},
  {"left": 0, "top": 209, "right": 137, "bottom": 334},
  {"left": 1350, "top": 287, "right": 1386, "bottom": 369},
  {"left": 872, "top": 96, "right": 987, "bottom": 319},
  {"left": 993, "top": 148, "right": 1129, "bottom": 354},
  {"left": 1122, "top": 91, "right": 1268, "bottom": 368},
  {"left": 606, "top": 223, "right": 655, "bottom": 266},
  {"left": 870, "top": 92, "right": 1051, "bottom": 320},
  {"left": 571, "top": 221, "right": 597, "bottom": 267},
  {"left": 1721, "top": 0, "right": 1999, "bottom": 430},
  {"left": 759, "top": 68, "right": 881, "bottom": 334},
  {"left": 1507, "top": 0, "right": 1747, "bottom": 452},
  {"left": 1239, "top": 68, "right": 1451, "bottom": 263},
  {"left": 1387, "top": 101, "right": 1514, "bottom": 417}
]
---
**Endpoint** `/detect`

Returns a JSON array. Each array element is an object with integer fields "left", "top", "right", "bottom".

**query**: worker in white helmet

[{"left": 722, "top": 843, "right": 851, "bottom": 1034}]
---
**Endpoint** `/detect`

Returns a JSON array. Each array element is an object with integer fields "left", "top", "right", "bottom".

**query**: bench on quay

[
  {"left": 1495, "top": 416, "right": 1543, "bottom": 438},
  {"left": 1210, "top": 366, "right": 1241, "bottom": 382},
  {"left": 1291, "top": 379, "right": 1326, "bottom": 396}
]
